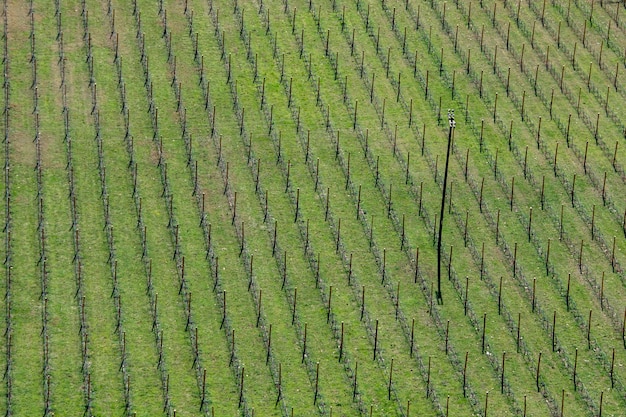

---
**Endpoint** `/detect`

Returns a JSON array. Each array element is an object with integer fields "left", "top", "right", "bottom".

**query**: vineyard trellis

[{"left": 0, "top": 0, "right": 625, "bottom": 415}]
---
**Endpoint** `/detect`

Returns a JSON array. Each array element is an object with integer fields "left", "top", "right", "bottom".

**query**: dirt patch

[
  {"left": 39, "top": 133, "right": 64, "bottom": 170},
  {"left": 6, "top": 0, "right": 29, "bottom": 36},
  {"left": 48, "top": 56, "right": 64, "bottom": 108},
  {"left": 8, "top": 101, "right": 37, "bottom": 166}
]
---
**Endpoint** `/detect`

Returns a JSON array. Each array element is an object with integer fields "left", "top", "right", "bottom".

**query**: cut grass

[{"left": 2, "top": 0, "right": 626, "bottom": 415}]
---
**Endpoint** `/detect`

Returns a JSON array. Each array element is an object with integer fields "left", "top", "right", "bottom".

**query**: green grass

[
  {"left": 3, "top": 0, "right": 626, "bottom": 415},
  {"left": 8, "top": 2, "right": 45, "bottom": 414},
  {"left": 34, "top": 2, "right": 85, "bottom": 414}
]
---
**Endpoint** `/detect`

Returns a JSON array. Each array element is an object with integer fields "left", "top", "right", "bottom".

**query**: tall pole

[{"left": 437, "top": 109, "right": 455, "bottom": 304}]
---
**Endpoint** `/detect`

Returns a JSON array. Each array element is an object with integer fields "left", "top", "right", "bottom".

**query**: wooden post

[
  {"left": 339, "top": 322, "right": 344, "bottom": 361},
  {"left": 292, "top": 288, "right": 297, "bottom": 325},
  {"left": 572, "top": 173, "right": 577, "bottom": 207},
  {"left": 546, "top": 238, "right": 551, "bottom": 275},
  {"left": 552, "top": 311, "right": 556, "bottom": 351},
  {"left": 553, "top": 142, "right": 559, "bottom": 176},
  {"left": 314, "top": 362, "right": 319, "bottom": 405},
  {"left": 266, "top": 324, "right": 272, "bottom": 364},
  {"left": 478, "top": 119, "right": 483, "bottom": 150},
  {"left": 493, "top": 93, "right": 498, "bottom": 122},
  {"left": 448, "top": 246, "right": 453, "bottom": 280},
  {"left": 523, "top": 145, "right": 528, "bottom": 178},
  {"left": 566, "top": 274, "right": 571, "bottom": 311},
  {"left": 388, "top": 358, "right": 393, "bottom": 399},
  {"left": 359, "top": 50, "right": 365, "bottom": 78},
  {"left": 510, "top": 177, "right": 514, "bottom": 211},
  {"left": 325, "top": 188, "right": 330, "bottom": 221},
  {"left": 501, "top": 351, "right": 506, "bottom": 393},
  {"left": 599, "top": 391, "right": 604, "bottom": 417},
  {"left": 406, "top": 153, "right": 410, "bottom": 185},
  {"left": 513, "top": 243, "right": 518, "bottom": 278},
  {"left": 494, "top": 148, "right": 499, "bottom": 179},
  {"left": 464, "top": 210, "right": 469, "bottom": 247},
  {"left": 537, "top": 116, "right": 542, "bottom": 148},
  {"left": 221, "top": 291, "right": 226, "bottom": 329},
  {"left": 611, "top": 236, "right": 616, "bottom": 273},
  {"left": 239, "top": 368, "right": 244, "bottom": 406},
  {"left": 256, "top": 290, "right": 262, "bottom": 327},
  {"left": 498, "top": 277, "right": 503, "bottom": 315},
  {"left": 388, "top": 183, "right": 393, "bottom": 217},
  {"left": 464, "top": 276, "right": 469, "bottom": 315},
  {"left": 591, "top": 205, "right": 596, "bottom": 240},
  {"left": 536, "top": 352, "right": 542, "bottom": 392},
  {"left": 395, "top": 282, "right": 400, "bottom": 319},
  {"left": 479, "top": 178, "right": 484, "bottom": 212},
  {"left": 579, "top": 239, "right": 584, "bottom": 272},
  {"left": 587, "top": 310, "right": 593, "bottom": 349},
  {"left": 410, "top": 318, "right": 415, "bottom": 357},
  {"left": 240, "top": 221, "right": 245, "bottom": 256},
  {"left": 528, "top": 207, "right": 533, "bottom": 241},
  {"left": 623, "top": 307, "right": 626, "bottom": 349},
  {"left": 302, "top": 323, "right": 307, "bottom": 363},
  {"left": 481, "top": 313, "right": 486, "bottom": 353},
  {"left": 480, "top": 25, "right": 484, "bottom": 51},
  {"left": 327, "top": 286, "right": 333, "bottom": 323},
  {"left": 451, "top": 70, "right": 455, "bottom": 99},
  {"left": 373, "top": 319, "right": 379, "bottom": 360},
  {"left": 485, "top": 391, "right": 489, "bottom": 417},
  {"left": 361, "top": 286, "right": 365, "bottom": 321},
  {"left": 463, "top": 351, "right": 468, "bottom": 397},
  {"left": 353, "top": 361, "right": 358, "bottom": 400},
  {"left": 415, "top": 247, "right": 420, "bottom": 283},
  {"left": 496, "top": 209, "right": 500, "bottom": 245},
  {"left": 481, "top": 242, "right": 485, "bottom": 279},
  {"left": 493, "top": 45, "right": 498, "bottom": 74},
  {"left": 506, "top": 68, "right": 511, "bottom": 96},
  {"left": 610, "top": 348, "right": 615, "bottom": 388},
  {"left": 439, "top": 47, "right": 444, "bottom": 75},
  {"left": 336, "top": 219, "right": 341, "bottom": 252},
  {"left": 573, "top": 347, "right": 578, "bottom": 390},
  {"left": 559, "top": 204, "right": 564, "bottom": 240},
  {"left": 427, "top": 357, "right": 431, "bottom": 397}
]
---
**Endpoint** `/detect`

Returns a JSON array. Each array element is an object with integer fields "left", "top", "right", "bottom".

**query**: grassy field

[{"left": 2, "top": 0, "right": 626, "bottom": 415}]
